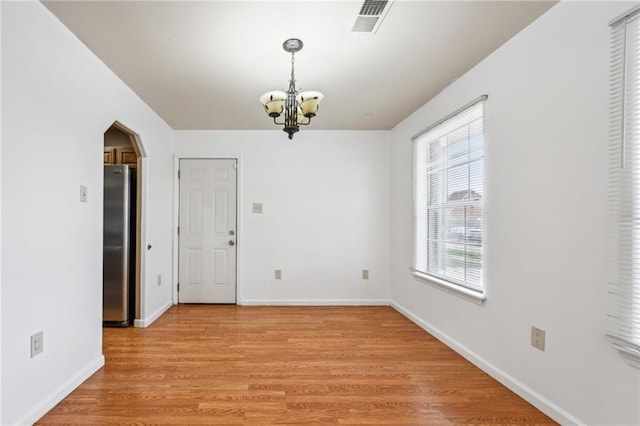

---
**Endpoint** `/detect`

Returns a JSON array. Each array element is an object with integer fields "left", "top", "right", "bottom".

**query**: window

[
  {"left": 609, "top": 6, "right": 640, "bottom": 366},
  {"left": 413, "top": 97, "right": 486, "bottom": 302}
]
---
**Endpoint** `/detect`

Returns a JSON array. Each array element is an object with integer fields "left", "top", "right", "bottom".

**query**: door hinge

[
  {"left": 177, "top": 226, "right": 180, "bottom": 235},
  {"left": 177, "top": 169, "right": 180, "bottom": 179},
  {"left": 177, "top": 283, "right": 180, "bottom": 292},
  {"left": 233, "top": 162, "right": 238, "bottom": 169}
]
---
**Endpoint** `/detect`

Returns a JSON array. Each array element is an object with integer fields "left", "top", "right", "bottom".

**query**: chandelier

[{"left": 259, "top": 38, "right": 324, "bottom": 140}]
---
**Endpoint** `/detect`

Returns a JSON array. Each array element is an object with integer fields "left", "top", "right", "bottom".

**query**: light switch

[
  {"left": 252, "top": 203, "right": 263, "bottom": 214},
  {"left": 31, "top": 331, "right": 44, "bottom": 358},
  {"left": 79, "top": 185, "right": 88, "bottom": 202}
]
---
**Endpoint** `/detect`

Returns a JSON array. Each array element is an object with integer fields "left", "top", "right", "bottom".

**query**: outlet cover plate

[{"left": 531, "top": 326, "right": 545, "bottom": 351}]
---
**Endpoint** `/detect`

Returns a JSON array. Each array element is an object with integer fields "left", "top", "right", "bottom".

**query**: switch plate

[
  {"left": 252, "top": 203, "right": 263, "bottom": 214},
  {"left": 157, "top": 274, "right": 162, "bottom": 286},
  {"left": 362, "top": 269, "right": 369, "bottom": 280},
  {"left": 31, "top": 331, "right": 44, "bottom": 358},
  {"left": 531, "top": 326, "right": 546, "bottom": 351},
  {"left": 79, "top": 185, "right": 88, "bottom": 202},
  {"left": 275, "top": 269, "right": 282, "bottom": 280}
]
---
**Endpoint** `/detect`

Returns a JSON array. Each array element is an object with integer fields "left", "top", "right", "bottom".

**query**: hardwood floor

[{"left": 38, "top": 305, "right": 556, "bottom": 425}]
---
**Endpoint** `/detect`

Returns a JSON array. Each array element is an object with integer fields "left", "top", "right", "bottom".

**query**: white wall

[
  {"left": 389, "top": 1, "right": 640, "bottom": 424},
  {"left": 1, "top": 2, "right": 174, "bottom": 424},
  {"left": 0, "top": 1, "right": 3, "bottom": 421},
  {"left": 175, "top": 130, "right": 390, "bottom": 305}
]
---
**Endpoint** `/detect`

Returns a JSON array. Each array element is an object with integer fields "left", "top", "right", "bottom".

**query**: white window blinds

[
  {"left": 413, "top": 97, "right": 486, "bottom": 296},
  {"left": 609, "top": 6, "right": 640, "bottom": 366}
]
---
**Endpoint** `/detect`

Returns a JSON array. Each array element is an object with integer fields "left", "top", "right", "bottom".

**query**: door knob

[{"left": 229, "top": 240, "right": 235, "bottom": 246}]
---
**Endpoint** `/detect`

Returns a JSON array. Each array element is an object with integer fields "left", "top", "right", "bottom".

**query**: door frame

[{"left": 172, "top": 154, "right": 243, "bottom": 305}]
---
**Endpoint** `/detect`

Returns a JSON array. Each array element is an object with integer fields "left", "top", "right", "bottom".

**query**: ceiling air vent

[{"left": 351, "top": 0, "right": 394, "bottom": 34}]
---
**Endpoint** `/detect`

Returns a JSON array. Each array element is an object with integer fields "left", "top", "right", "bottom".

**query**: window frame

[
  {"left": 412, "top": 96, "right": 488, "bottom": 304},
  {"left": 608, "top": 5, "right": 640, "bottom": 367}
]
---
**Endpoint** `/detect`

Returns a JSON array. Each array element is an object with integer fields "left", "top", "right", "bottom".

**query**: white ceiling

[{"left": 42, "top": 1, "right": 556, "bottom": 131}]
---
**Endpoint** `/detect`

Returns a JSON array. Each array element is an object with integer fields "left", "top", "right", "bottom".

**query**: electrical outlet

[
  {"left": 31, "top": 331, "right": 44, "bottom": 358},
  {"left": 252, "top": 203, "right": 263, "bottom": 214},
  {"left": 157, "top": 274, "right": 162, "bottom": 286},
  {"left": 531, "top": 326, "right": 546, "bottom": 351},
  {"left": 362, "top": 269, "right": 369, "bottom": 280},
  {"left": 275, "top": 269, "right": 282, "bottom": 280}
]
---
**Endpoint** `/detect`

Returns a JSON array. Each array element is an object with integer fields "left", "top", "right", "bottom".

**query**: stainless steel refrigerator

[{"left": 103, "top": 165, "right": 136, "bottom": 326}]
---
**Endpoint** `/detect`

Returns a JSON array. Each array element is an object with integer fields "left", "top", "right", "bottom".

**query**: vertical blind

[
  {"left": 609, "top": 6, "right": 640, "bottom": 364},
  {"left": 414, "top": 98, "right": 485, "bottom": 292}
]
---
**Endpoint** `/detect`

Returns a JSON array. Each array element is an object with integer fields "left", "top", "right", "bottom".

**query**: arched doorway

[{"left": 103, "top": 122, "right": 145, "bottom": 324}]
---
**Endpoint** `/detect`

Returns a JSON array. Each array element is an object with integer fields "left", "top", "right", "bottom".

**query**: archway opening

[{"left": 103, "top": 122, "right": 145, "bottom": 325}]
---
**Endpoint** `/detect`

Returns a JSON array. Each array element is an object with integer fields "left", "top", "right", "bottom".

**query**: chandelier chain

[{"left": 290, "top": 53, "right": 296, "bottom": 93}]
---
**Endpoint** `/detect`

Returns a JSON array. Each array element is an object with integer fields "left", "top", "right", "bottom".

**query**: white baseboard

[
  {"left": 390, "top": 301, "right": 582, "bottom": 426},
  {"left": 239, "top": 298, "right": 390, "bottom": 306},
  {"left": 134, "top": 300, "right": 172, "bottom": 328},
  {"left": 19, "top": 354, "right": 105, "bottom": 426}
]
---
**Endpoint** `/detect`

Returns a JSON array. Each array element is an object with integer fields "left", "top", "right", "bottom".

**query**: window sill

[
  {"left": 412, "top": 270, "right": 486, "bottom": 305},
  {"left": 608, "top": 336, "right": 640, "bottom": 369}
]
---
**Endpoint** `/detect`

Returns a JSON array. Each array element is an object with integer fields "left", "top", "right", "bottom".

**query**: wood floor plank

[{"left": 37, "top": 305, "right": 557, "bottom": 425}]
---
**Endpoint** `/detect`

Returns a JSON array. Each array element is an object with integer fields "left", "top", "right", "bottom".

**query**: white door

[{"left": 178, "top": 159, "right": 237, "bottom": 303}]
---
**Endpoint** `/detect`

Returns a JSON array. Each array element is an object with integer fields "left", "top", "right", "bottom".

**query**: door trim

[{"left": 172, "top": 154, "right": 243, "bottom": 305}]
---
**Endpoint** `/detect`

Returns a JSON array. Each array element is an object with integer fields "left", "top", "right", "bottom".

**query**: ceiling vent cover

[
  {"left": 352, "top": 0, "right": 394, "bottom": 33},
  {"left": 359, "top": 0, "right": 388, "bottom": 16}
]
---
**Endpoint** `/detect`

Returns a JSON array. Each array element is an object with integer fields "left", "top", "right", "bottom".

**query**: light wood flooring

[{"left": 37, "top": 305, "right": 556, "bottom": 425}]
